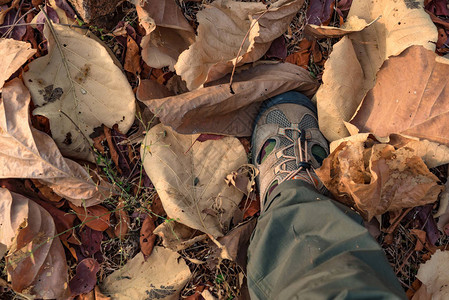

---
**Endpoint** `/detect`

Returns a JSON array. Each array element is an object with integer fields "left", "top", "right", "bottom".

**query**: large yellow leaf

[
  {"left": 351, "top": 46, "right": 449, "bottom": 147},
  {"left": 0, "top": 78, "right": 113, "bottom": 206},
  {"left": 141, "top": 124, "right": 247, "bottom": 237},
  {"left": 101, "top": 247, "right": 190, "bottom": 300},
  {"left": 175, "top": 0, "right": 303, "bottom": 90},
  {"left": 316, "top": 0, "right": 437, "bottom": 142},
  {"left": 23, "top": 22, "right": 136, "bottom": 161},
  {"left": 0, "top": 188, "right": 69, "bottom": 299}
]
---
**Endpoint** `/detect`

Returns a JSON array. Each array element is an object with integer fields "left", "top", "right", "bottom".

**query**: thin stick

[
  {"left": 2, "top": 7, "right": 36, "bottom": 38},
  {"left": 229, "top": 7, "right": 270, "bottom": 94}
]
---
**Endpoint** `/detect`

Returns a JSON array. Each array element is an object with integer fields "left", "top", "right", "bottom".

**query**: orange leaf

[{"left": 69, "top": 203, "right": 111, "bottom": 231}]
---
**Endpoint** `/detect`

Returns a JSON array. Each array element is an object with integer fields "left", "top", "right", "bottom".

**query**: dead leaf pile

[{"left": 316, "top": 135, "right": 443, "bottom": 220}]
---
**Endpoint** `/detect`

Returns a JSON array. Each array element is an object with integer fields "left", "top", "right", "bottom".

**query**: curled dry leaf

[
  {"left": 0, "top": 38, "right": 35, "bottom": 90},
  {"left": 351, "top": 46, "right": 449, "bottom": 147},
  {"left": 124, "top": 36, "right": 141, "bottom": 75},
  {"left": 330, "top": 133, "right": 449, "bottom": 168},
  {"left": 101, "top": 247, "right": 191, "bottom": 300},
  {"left": 141, "top": 124, "right": 247, "bottom": 237},
  {"left": 305, "top": 15, "right": 374, "bottom": 38},
  {"left": 175, "top": 0, "right": 304, "bottom": 90},
  {"left": 416, "top": 250, "right": 449, "bottom": 299},
  {"left": 139, "top": 214, "right": 156, "bottom": 257},
  {"left": 136, "top": 0, "right": 195, "bottom": 70},
  {"left": 316, "top": 0, "right": 437, "bottom": 141},
  {"left": 144, "top": 62, "right": 318, "bottom": 136},
  {"left": 0, "top": 188, "right": 69, "bottom": 299},
  {"left": 315, "top": 138, "right": 443, "bottom": 220},
  {"left": 69, "top": 202, "right": 111, "bottom": 231},
  {"left": 0, "top": 79, "right": 114, "bottom": 206},
  {"left": 23, "top": 22, "right": 135, "bottom": 161},
  {"left": 153, "top": 221, "right": 207, "bottom": 252}
]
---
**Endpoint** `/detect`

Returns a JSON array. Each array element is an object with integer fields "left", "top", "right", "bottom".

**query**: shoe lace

[{"left": 276, "top": 127, "right": 317, "bottom": 186}]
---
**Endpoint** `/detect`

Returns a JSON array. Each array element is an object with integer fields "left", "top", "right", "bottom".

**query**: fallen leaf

[
  {"left": 265, "top": 35, "right": 287, "bottom": 59},
  {"left": 114, "top": 199, "right": 130, "bottom": 239},
  {"left": 410, "top": 229, "right": 427, "bottom": 251},
  {"left": 141, "top": 124, "right": 247, "bottom": 237},
  {"left": 69, "top": 202, "right": 111, "bottom": 231},
  {"left": 79, "top": 226, "right": 103, "bottom": 257},
  {"left": 175, "top": 0, "right": 304, "bottom": 90},
  {"left": 0, "top": 188, "right": 69, "bottom": 299},
  {"left": 351, "top": 46, "right": 449, "bottom": 147},
  {"left": 144, "top": 62, "right": 318, "bottom": 136},
  {"left": 416, "top": 250, "right": 449, "bottom": 299},
  {"left": 316, "top": 0, "right": 437, "bottom": 141},
  {"left": 0, "top": 38, "right": 35, "bottom": 90},
  {"left": 101, "top": 247, "right": 191, "bottom": 300},
  {"left": 306, "top": 0, "right": 334, "bottom": 25},
  {"left": 136, "top": 79, "right": 174, "bottom": 103},
  {"left": 136, "top": 0, "right": 195, "bottom": 70},
  {"left": 316, "top": 138, "right": 443, "bottom": 220},
  {"left": 0, "top": 5, "right": 26, "bottom": 41},
  {"left": 0, "top": 78, "right": 114, "bottom": 206},
  {"left": 69, "top": 258, "right": 100, "bottom": 297},
  {"left": 305, "top": 15, "right": 374, "bottom": 38},
  {"left": 153, "top": 221, "right": 207, "bottom": 252},
  {"left": 285, "top": 39, "right": 313, "bottom": 68},
  {"left": 124, "top": 36, "right": 141, "bottom": 75},
  {"left": 214, "top": 218, "right": 257, "bottom": 271},
  {"left": 140, "top": 214, "right": 156, "bottom": 257},
  {"left": 330, "top": 133, "right": 449, "bottom": 168},
  {"left": 23, "top": 22, "right": 135, "bottom": 161}
]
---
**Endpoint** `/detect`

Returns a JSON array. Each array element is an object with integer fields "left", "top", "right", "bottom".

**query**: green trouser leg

[{"left": 247, "top": 180, "right": 407, "bottom": 300}]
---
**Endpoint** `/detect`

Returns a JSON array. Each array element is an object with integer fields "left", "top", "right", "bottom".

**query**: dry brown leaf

[
  {"left": 351, "top": 46, "right": 449, "bottom": 147},
  {"left": 141, "top": 124, "right": 247, "bottom": 237},
  {"left": 0, "top": 38, "right": 35, "bottom": 90},
  {"left": 305, "top": 15, "right": 373, "bottom": 38},
  {"left": 101, "top": 247, "right": 191, "bottom": 300},
  {"left": 23, "top": 22, "right": 135, "bottom": 161},
  {"left": 330, "top": 133, "right": 449, "bottom": 168},
  {"left": 139, "top": 214, "right": 156, "bottom": 257},
  {"left": 136, "top": 79, "right": 173, "bottom": 103},
  {"left": 124, "top": 36, "right": 141, "bottom": 75},
  {"left": 114, "top": 199, "right": 129, "bottom": 239},
  {"left": 136, "top": 0, "right": 195, "bottom": 70},
  {"left": 0, "top": 78, "right": 114, "bottom": 206},
  {"left": 153, "top": 221, "right": 207, "bottom": 252},
  {"left": 316, "top": 138, "right": 443, "bottom": 220},
  {"left": 69, "top": 202, "right": 111, "bottom": 231},
  {"left": 0, "top": 188, "right": 69, "bottom": 299},
  {"left": 416, "top": 250, "right": 449, "bottom": 299},
  {"left": 175, "top": 0, "right": 304, "bottom": 90},
  {"left": 316, "top": 0, "right": 437, "bottom": 142},
  {"left": 144, "top": 62, "right": 318, "bottom": 136}
]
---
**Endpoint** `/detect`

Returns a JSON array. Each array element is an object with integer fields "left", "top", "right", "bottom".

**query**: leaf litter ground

[{"left": 1, "top": 0, "right": 449, "bottom": 299}]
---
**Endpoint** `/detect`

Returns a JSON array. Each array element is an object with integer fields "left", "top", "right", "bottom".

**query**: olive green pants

[{"left": 247, "top": 180, "right": 407, "bottom": 300}]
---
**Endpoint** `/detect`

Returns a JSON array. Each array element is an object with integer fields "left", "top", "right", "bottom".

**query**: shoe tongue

[{"left": 258, "top": 139, "right": 276, "bottom": 164}]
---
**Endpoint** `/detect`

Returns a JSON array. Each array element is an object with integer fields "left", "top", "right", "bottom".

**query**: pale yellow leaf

[
  {"left": 101, "top": 247, "right": 191, "bottom": 300},
  {"left": 175, "top": 0, "right": 303, "bottom": 90},
  {"left": 23, "top": 22, "right": 135, "bottom": 161},
  {"left": 416, "top": 250, "right": 449, "bottom": 299},
  {"left": 305, "top": 15, "right": 373, "bottom": 38},
  {"left": 141, "top": 124, "right": 247, "bottom": 237},
  {"left": 0, "top": 38, "right": 35, "bottom": 91},
  {"left": 0, "top": 78, "right": 114, "bottom": 206}
]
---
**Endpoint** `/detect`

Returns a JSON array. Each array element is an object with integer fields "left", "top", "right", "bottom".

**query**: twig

[
  {"left": 2, "top": 7, "right": 36, "bottom": 38},
  {"left": 229, "top": 6, "right": 270, "bottom": 94}
]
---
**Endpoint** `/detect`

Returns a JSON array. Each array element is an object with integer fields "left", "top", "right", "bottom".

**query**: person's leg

[
  {"left": 247, "top": 179, "right": 406, "bottom": 299},
  {"left": 247, "top": 92, "right": 406, "bottom": 299}
]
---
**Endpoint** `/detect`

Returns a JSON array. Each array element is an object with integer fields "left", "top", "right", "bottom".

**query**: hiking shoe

[{"left": 252, "top": 91, "right": 330, "bottom": 209}]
